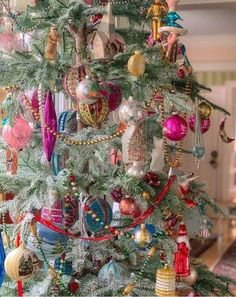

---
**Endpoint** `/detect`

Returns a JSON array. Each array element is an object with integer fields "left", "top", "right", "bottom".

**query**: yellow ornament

[
  {"left": 142, "top": 191, "right": 151, "bottom": 201},
  {"left": 127, "top": 51, "right": 146, "bottom": 77},
  {"left": 199, "top": 102, "right": 212, "bottom": 119},
  {"left": 123, "top": 282, "right": 136, "bottom": 296},
  {"left": 133, "top": 224, "right": 152, "bottom": 248},
  {"left": 156, "top": 265, "right": 176, "bottom": 297},
  {"left": 0, "top": 191, "right": 5, "bottom": 202},
  {"left": 78, "top": 96, "right": 109, "bottom": 128},
  {"left": 3, "top": 233, "right": 11, "bottom": 248},
  {"left": 4, "top": 243, "right": 40, "bottom": 281}
]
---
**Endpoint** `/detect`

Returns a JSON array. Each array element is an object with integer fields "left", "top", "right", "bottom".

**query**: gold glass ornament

[
  {"left": 178, "top": 267, "right": 198, "bottom": 286},
  {"left": 133, "top": 224, "right": 152, "bottom": 248},
  {"left": 123, "top": 282, "right": 136, "bottom": 296},
  {"left": 4, "top": 243, "right": 40, "bottom": 281},
  {"left": 127, "top": 51, "right": 146, "bottom": 77},
  {"left": 78, "top": 96, "right": 109, "bottom": 128},
  {"left": 44, "top": 25, "right": 60, "bottom": 63},
  {"left": 142, "top": 191, "right": 151, "bottom": 201},
  {"left": 199, "top": 102, "right": 212, "bottom": 119},
  {"left": 156, "top": 265, "right": 176, "bottom": 297}
]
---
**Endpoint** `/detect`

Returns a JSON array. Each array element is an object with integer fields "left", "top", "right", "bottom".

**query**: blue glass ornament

[
  {"left": 192, "top": 145, "right": 205, "bottom": 159},
  {"left": 0, "top": 231, "right": 6, "bottom": 288},
  {"left": 85, "top": 198, "right": 112, "bottom": 233},
  {"left": 54, "top": 257, "right": 73, "bottom": 276},
  {"left": 133, "top": 224, "right": 156, "bottom": 250},
  {"left": 163, "top": 12, "right": 183, "bottom": 28},
  {"left": 98, "top": 260, "right": 128, "bottom": 281}
]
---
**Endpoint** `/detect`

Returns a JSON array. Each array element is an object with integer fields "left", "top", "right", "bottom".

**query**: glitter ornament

[
  {"left": 127, "top": 51, "right": 146, "bottom": 77},
  {"left": 2, "top": 115, "right": 32, "bottom": 151},
  {"left": 76, "top": 76, "right": 100, "bottom": 104},
  {"left": 156, "top": 265, "right": 176, "bottom": 297},
  {"left": 119, "top": 97, "right": 144, "bottom": 125},
  {"left": 4, "top": 243, "right": 40, "bottom": 281},
  {"left": 98, "top": 260, "right": 128, "bottom": 281},
  {"left": 68, "top": 278, "right": 80, "bottom": 294},
  {"left": 110, "top": 188, "right": 123, "bottom": 203},
  {"left": 189, "top": 115, "right": 210, "bottom": 134},
  {"left": 119, "top": 197, "right": 136, "bottom": 216},
  {"left": 144, "top": 172, "right": 161, "bottom": 187},
  {"left": 163, "top": 114, "right": 188, "bottom": 141}
]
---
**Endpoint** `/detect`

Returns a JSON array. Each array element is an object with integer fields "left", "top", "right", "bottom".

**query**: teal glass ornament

[
  {"left": 98, "top": 260, "right": 128, "bottom": 281},
  {"left": 193, "top": 145, "right": 205, "bottom": 159},
  {"left": 163, "top": 12, "right": 183, "bottom": 28}
]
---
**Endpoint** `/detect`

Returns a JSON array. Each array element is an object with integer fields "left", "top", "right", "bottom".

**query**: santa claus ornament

[{"left": 174, "top": 222, "right": 190, "bottom": 277}]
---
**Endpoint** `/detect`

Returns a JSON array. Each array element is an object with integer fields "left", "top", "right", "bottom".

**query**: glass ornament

[
  {"left": 127, "top": 51, "right": 146, "bottom": 77},
  {"left": 4, "top": 243, "right": 40, "bottom": 281},
  {"left": 189, "top": 115, "right": 210, "bottom": 134},
  {"left": 2, "top": 115, "right": 32, "bottom": 151},
  {"left": 119, "top": 197, "right": 136, "bottom": 216},
  {"left": 119, "top": 97, "right": 144, "bottom": 125},
  {"left": 133, "top": 224, "right": 155, "bottom": 249},
  {"left": 76, "top": 76, "right": 100, "bottom": 104},
  {"left": 163, "top": 114, "right": 188, "bottom": 141},
  {"left": 156, "top": 265, "right": 176, "bottom": 297},
  {"left": 198, "top": 102, "right": 212, "bottom": 119},
  {"left": 100, "top": 81, "right": 122, "bottom": 112},
  {"left": 126, "top": 161, "right": 147, "bottom": 179},
  {"left": 98, "top": 260, "right": 128, "bottom": 281}
]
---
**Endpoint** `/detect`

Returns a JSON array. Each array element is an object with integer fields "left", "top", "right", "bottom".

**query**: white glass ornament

[
  {"left": 126, "top": 161, "right": 147, "bottom": 179},
  {"left": 118, "top": 97, "right": 144, "bottom": 125}
]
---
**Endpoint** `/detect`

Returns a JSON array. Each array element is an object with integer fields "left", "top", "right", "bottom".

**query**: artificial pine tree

[{"left": 0, "top": 0, "right": 235, "bottom": 296}]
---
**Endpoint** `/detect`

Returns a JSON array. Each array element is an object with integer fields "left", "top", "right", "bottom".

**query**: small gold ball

[{"left": 142, "top": 191, "right": 151, "bottom": 201}]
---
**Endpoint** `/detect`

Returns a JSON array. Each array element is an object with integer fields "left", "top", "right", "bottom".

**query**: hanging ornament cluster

[{"left": 4, "top": 243, "right": 40, "bottom": 281}]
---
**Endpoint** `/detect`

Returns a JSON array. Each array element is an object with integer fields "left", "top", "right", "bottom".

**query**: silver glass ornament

[{"left": 118, "top": 97, "right": 144, "bottom": 125}]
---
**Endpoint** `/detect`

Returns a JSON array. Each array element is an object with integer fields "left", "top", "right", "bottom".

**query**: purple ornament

[
  {"left": 163, "top": 114, "right": 188, "bottom": 141},
  {"left": 31, "top": 89, "right": 39, "bottom": 113},
  {"left": 100, "top": 82, "right": 122, "bottom": 112},
  {"left": 110, "top": 188, "right": 123, "bottom": 203},
  {"left": 43, "top": 91, "right": 57, "bottom": 162},
  {"left": 189, "top": 115, "right": 210, "bottom": 134}
]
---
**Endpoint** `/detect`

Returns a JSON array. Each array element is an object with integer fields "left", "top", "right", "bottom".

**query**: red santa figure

[{"left": 174, "top": 222, "right": 191, "bottom": 277}]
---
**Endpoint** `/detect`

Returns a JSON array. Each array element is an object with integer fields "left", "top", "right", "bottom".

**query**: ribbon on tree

[
  {"left": 17, "top": 280, "right": 23, "bottom": 297},
  {"left": 34, "top": 175, "right": 176, "bottom": 241}
]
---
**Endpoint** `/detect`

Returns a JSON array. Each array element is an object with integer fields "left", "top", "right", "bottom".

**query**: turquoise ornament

[
  {"left": 193, "top": 145, "right": 205, "bottom": 159},
  {"left": 163, "top": 12, "right": 183, "bottom": 28},
  {"left": 84, "top": 198, "right": 112, "bottom": 233},
  {"left": 54, "top": 257, "right": 73, "bottom": 276},
  {"left": 98, "top": 260, "right": 128, "bottom": 281}
]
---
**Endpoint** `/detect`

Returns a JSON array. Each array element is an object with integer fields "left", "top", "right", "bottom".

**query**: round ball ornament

[
  {"left": 189, "top": 115, "right": 210, "bottom": 134},
  {"left": 84, "top": 198, "right": 112, "bottom": 233},
  {"left": 119, "top": 97, "right": 144, "bottom": 125},
  {"left": 98, "top": 260, "right": 128, "bottom": 281},
  {"left": 54, "top": 256, "right": 73, "bottom": 276},
  {"left": 199, "top": 102, "right": 212, "bottom": 120},
  {"left": 119, "top": 197, "right": 136, "bottom": 216},
  {"left": 178, "top": 267, "right": 198, "bottom": 286},
  {"left": 126, "top": 161, "right": 147, "bottom": 179},
  {"left": 2, "top": 115, "right": 32, "bottom": 151},
  {"left": 144, "top": 172, "right": 161, "bottom": 187},
  {"left": 133, "top": 224, "right": 155, "bottom": 249},
  {"left": 156, "top": 265, "right": 176, "bottom": 297},
  {"left": 64, "top": 65, "right": 89, "bottom": 102},
  {"left": 78, "top": 96, "right": 109, "bottom": 128},
  {"left": 163, "top": 114, "right": 188, "bottom": 141},
  {"left": 100, "top": 81, "right": 122, "bottom": 112},
  {"left": 76, "top": 76, "right": 100, "bottom": 104},
  {"left": 4, "top": 243, "right": 40, "bottom": 281}
]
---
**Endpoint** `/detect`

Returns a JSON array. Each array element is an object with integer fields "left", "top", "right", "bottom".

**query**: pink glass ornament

[
  {"left": 163, "top": 114, "right": 188, "bottom": 141},
  {"left": 43, "top": 91, "right": 57, "bottom": 162},
  {"left": 189, "top": 115, "right": 211, "bottom": 134},
  {"left": 2, "top": 115, "right": 32, "bottom": 151},
  {"left": 100, "top": 82, "right": 122, "bottom": 112}
]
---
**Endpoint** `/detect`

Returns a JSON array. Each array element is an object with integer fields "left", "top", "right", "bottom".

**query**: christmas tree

[{"left": 0, "top": 0, "right": 235, "bottom": 296}]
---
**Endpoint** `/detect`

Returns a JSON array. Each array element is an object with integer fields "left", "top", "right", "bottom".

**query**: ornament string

[{"left": 34, "top": 176, "right": 175, "bottom": 241}]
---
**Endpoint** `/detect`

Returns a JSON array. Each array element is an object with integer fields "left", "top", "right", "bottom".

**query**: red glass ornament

[
  {"left": 163, "top": 114, "right": 188, "bottom": 141},
  {"left": 144, "top": 172, "right": 160, "bottom": 187},
  {"left": 109, "top": 227, "right": 116, "bottom": 234},
  {"left": 68, "top": 279, "right": 80, "bottom": 294},
  {"left": 69, "top": 175, "right": 76, "bottom": 182},
  {"left": 189, "top": 115, "right": 210, "bottom": 134},
  {"left": 119, "top": 198, "right": 136, "bottom": 216},
  {"left": 182, "top": 198, "right": 197, "bottom": 208}
]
